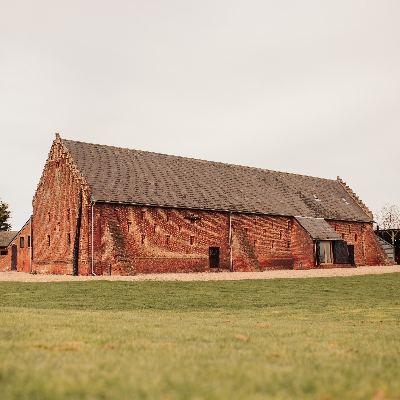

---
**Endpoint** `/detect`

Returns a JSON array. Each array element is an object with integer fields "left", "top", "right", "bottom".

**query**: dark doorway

[
  {"left": 209, "top": 247, "right": 220, "bottom": 269},
  {"left": 347, "top": 245, "right": 355, "bottom": 266},
  {"left": 11, "top": 245, "right": 17, "bottom": 271}
]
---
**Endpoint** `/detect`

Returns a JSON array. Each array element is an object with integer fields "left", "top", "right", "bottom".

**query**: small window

[
  {"left": 47, "top": 235, "right": 51, "bottom": 247},
  {"left": 27, "top": 236, "right": 31, "bottom": 248},
  {"left": 354, "top": 234, "right": 358, "bottom": 242},
  {"left": 279, "top": 231, "right": 282, "bottom": 239},
  {"left": 348, "top": 225, "right": 351, "bottom": 234},
  {"left": 67, "top": 233, "right": 71, "bottom": 245},
  {"left": 178, "top": 226, "right": 181, "bottom": 232},
  {"left": 287, "top": 220, "right": 290, "bottom": 230},
  {"left": 271, "top": 241, "right": 274, "bottom": 249},
  {"left": 141, "top": 235, "right": 145, "bottom": 245},
  {"left": 271, "top": 221, "right": 274, "bottom": 229},
  {"left": 48, "top": 212, "right": 51, "bottom": 222},
  {"left": 67, "top": 209, "right": 70, "bottom": 221},
  {"left": 253, "top": 240, "right": 257, "bottom": 247},
  {"left": 141, "top": 211, "right": 145, "bottom": 221},
  {"left": 166, "top": 235, "right": 170, "bottom": 245},
  {"left": 20, "top": 237, "right": 25, "bottom": 248},
  {"left": 153, "top": 224, "right": 157, "bottom": 234},
  {"left": 287, "top": 241, "right": 291, "bottom": 248},
  {"left": 127, "top": 222, "right": 131, "bottom": 232},
  {"left": 190, "top": 236, "right": 195, "bottom": 245},
  {"left": 0, "top": 249, "right": 8, "bottom": 256},
  {"left": 342, "top": 233, "right": 345, "bottom": 239},
  {"left": 166, "top": 214, "right": 169, "bottom": 222}
]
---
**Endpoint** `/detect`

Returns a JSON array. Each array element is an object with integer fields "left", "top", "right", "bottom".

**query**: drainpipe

[
  {"left": 91, "top": 201, "right": 96, "bottom": 276},
  {"left": 29, "top": 215, "right": 32, "bottom": 274},
  {"left": 229, "top": 212, "right": 233, "bottom": 272}
]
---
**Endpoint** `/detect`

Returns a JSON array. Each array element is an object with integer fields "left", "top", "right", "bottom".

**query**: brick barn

[{"left": 31, "top": 134, "right": 389, "bottom": 275}]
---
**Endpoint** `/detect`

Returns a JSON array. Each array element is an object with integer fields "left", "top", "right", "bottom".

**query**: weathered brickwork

[
  {"left": 291, "top": 219, "right": 315, "bottom": 269},
  {"left": 32, "top": 138, "right": 91, "bottom": 275},
  {"left": 0, "top": 221, "right": 32, "bottom": 272},
  {"left": 327, "top": 220, "right": 391, "bottom": 266},
  {"left": 30, "top": 137, "right": 390, "bottom": 275},
  {"left": 90, "top": 206, "right": 295, "bottom": 275}
]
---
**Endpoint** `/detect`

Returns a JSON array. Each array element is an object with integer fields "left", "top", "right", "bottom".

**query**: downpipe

[{"left": 91, "top": 201, "right": 96, "bottom": 276}]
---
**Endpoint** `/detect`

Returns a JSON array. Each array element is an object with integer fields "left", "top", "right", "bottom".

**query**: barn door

[
  {"left": 347, "top": 245, "right": 355, "bottom": 266},
  {"left": 333, "top": 241, "right": 349, "bottom": 264},
  {"left": 209, "top": 247, "right": 220, "bottom": 269},
  {"left": 11, "top": 245, "right": 17, "bottom": 271}
]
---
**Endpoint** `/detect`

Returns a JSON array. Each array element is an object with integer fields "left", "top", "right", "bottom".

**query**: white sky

[{"left": 1, "top": 0, "right": 399, "bottom": 230}]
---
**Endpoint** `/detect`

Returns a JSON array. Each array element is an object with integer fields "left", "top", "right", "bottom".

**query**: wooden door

[
  {"left": 11, "top": 245, "right": 17, "bottom": 271},
  {"left": 209, "top": 247, "right": 220, "bottom": 269},
  {"left": 347, "top": 245, "right": 355, "bottom": 266}
]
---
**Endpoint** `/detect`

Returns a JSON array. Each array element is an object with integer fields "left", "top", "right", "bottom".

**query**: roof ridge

[{"left": 62, "top": 138, "right": 336, "bottom": 182}]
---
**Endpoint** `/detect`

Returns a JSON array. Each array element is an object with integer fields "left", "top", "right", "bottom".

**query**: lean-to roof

[
  {"left": 295, "top": 217, "right": 342, "bottom": 240},
  {"left": 62, "top": 139, "right": 372, "bottom": 223}
]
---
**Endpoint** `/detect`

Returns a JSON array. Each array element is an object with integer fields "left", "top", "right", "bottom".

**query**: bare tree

[{"left": 374, "top": 203, "right": 400, "bottom": 230}]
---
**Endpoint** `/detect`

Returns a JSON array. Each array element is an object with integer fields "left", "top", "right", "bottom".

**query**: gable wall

[
  {"left": 291, "top": 219, "right": 315, "bottom": 269},
  {"left": 32, "top": 140, "right": 91, "bottom": 275},
  {"left": 0, "top": 223, "right": 32, "bottom": 272}
]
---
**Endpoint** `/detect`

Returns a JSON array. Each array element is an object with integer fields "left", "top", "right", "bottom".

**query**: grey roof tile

[
  {"left": 295, "top": 217, "right": 342, "bottom": 240},
  {"left": 0, "top": 231, "right": 18, "bottom": 247},
  {"left": 63, "top": 139, "right": 372, "bottom": 223}
]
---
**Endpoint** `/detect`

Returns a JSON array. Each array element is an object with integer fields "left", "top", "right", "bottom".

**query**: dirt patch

[{"left": 0, "top": 265, "right": 398, "bottom": 282}]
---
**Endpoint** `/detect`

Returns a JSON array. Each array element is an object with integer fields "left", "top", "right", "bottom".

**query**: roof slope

[
  {"left": 63, "top": 139, "right": 372, "bottom": 222},
  {"left": 295, "top": 217, "right": 342, "bottom": 240},
  {"left": 0, "top": 231, "right": 18, "bottom": 247}
]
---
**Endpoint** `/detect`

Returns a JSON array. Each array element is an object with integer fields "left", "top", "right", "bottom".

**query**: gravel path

[{"left": 0, "top": 265, "right": 398, "bottom": 282}]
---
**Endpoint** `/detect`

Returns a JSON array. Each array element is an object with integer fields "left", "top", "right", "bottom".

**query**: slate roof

[
  {"left": 0, "top": 231, "right": 17, "bottom": 248},
  {"left": 62, "top": 139, "right": 372, "bottom": 223},
  {"left": 295, "top": 217, "right": 342, "bottom": 240}
]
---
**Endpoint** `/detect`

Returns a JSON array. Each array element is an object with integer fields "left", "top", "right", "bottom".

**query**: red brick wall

[
  {"left": 0, "top": 222, "right": 32, "bottom": 272},
  {"left": 291, "top": 219, "right": 315, "bottom": 269},
  {"left": 91, "top": 207, "right": 295, "bottom": 275},
  {"left": 32, "top": 138, "right": 91, "bottom": 275},
  {"left": 327, "top": 220, "right": 391, "bottom": 266},
  {"left": 0, "top": 249, "right": 10, "bottom": 271}
]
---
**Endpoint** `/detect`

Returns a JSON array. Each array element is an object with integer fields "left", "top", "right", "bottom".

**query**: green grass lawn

[{"left": 0, "top": 274, "right": 400, "bottom": 400}]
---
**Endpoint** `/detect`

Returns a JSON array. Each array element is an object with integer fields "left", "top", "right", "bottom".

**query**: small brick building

[
  {"left": 30, "top": 134, "right": 390, "bottom": 275},
  {"left": 0, "top": 219, "right": 32, "bottom": 272}
]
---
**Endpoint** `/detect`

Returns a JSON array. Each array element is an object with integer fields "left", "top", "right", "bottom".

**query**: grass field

[{"left": 0, "top": 274, "right": 400, "bottom": 400}]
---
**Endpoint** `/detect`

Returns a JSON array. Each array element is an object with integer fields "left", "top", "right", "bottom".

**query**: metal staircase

[{"left": 376, "top": 236, "right": 395, "bottom": 262}]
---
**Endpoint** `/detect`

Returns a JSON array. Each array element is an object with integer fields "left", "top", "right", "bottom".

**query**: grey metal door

[{"left": 11, "top": 245, "right": 17, "bottom": 270}]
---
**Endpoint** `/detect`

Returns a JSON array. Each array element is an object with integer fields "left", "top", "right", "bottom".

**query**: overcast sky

[{"left": 1, "top": 0, "right": 399, "bottom": 230}]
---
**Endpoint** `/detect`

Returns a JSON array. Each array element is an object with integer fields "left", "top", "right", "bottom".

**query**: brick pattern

[
  {"left": 328, "top": 220, "right": 391, "bottom": 266},
  {"left": 32, "top": 138, "right": 91, "bottom": 275}
]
